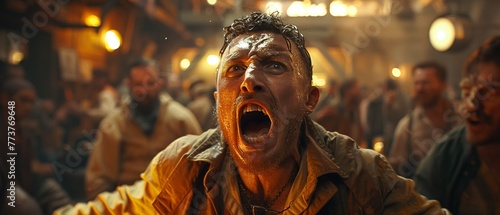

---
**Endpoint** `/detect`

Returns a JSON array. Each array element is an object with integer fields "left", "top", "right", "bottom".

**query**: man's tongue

[{"left": 243, "top": 121, "right": 270, "bottom": 138}]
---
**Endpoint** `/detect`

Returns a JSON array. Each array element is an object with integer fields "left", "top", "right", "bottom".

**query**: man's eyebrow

[
  {"left": 251, "top": 46, "right": 293, "bottom": 59},
  {"left": 259, "top": 52, "right": 293, "bottom": 62},
  {"left": 263, "top": 44, "right": 290, "bottom": 51},
  {"left": 223, "top": 41, "right": 296, "bottom": 62}
]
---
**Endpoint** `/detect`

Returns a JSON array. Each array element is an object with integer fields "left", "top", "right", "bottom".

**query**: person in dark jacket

[{"left": 414, "top": 35, "right": 500, "bottom": 214}]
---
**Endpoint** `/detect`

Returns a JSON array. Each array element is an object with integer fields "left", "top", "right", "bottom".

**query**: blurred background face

[
  {"left": 465, "top": 62, "right": 500, "bottom": 146},
  {"left": 413, "top": 68, "right": 446, "bottom": 108},
  {"left": 128, "top": 66, "right": 164, "bottom": 108}
]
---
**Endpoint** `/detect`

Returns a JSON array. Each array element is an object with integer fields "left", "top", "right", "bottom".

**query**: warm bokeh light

[
  {"left": 207, "top": 0, "right": 217, "bottom": 6},
  {"left": 287, "top": 1, "right": 327, "bottom": 17},
  {"left": 391, "top": 67, "right": 401, "bottom": 78},
  {"left": 207, "top": 55, "right": 220, "bottom": 66},
  {"left": 180, "top": 58, "right": 191, "bottom": 70},
  {"left": 265, "top": 2, "right": 283, "bottom": 14},
  {"left": 10, "top": 50, "right": 24, "bottom": 64},
  {"left": 330, "top": 1, "right": 348, "bottom": 17},
  {"left": 85, "top": 15, "right": 101, "bottom": 27},
  {"left": 104, "top": 30, "right": 122, "bottom": 52},
  {"left": 373, "top": 141, "right": 384, "bottom": 153},
  {"left": 429, "top": 17, "right": 455, "bottom": 52},
  {"left": 347, "top": 5, "right": 358, "bottom": 17},
  {"left": 307, "top": 3, "right": 327, "bottom": 17},
  {"left": 312, "top": 75, "right": 326, "bottom": 87},
  {"left": 287, "top": 1, "right": 306, "bottom": 17}
]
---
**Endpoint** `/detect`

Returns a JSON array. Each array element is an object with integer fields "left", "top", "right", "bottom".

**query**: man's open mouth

[
  {"left": 239, "top": 103, "right": 272, "bottom": 144},
  {"left": 467, "top": 113, "right": 487, "bottom": 126},
  {"left": 467, "top": 117, "right": 480, "bottom": 126}
]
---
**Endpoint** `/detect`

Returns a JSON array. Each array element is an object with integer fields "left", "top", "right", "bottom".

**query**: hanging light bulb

[{"left": 104, "top": 30, "right": 122, "bottom": 52}]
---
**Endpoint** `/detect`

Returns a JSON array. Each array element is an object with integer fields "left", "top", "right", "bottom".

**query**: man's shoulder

[
  {"left": 414, "top": 126, "right": 469, "bottom": 185},
  {"left": 313, "top": 123, "right": 371, "bottom": 175},
  {"left": 313, "top": 123, "right": 356, "bottom": 153},
  {"left": 413, "top": 125, "right": 469, "bottom": 203},
  {"left": 314, "top": 122, "right": 391, "bottom": 162},
  {"left": 152, "top": 129, "right": 221, "bottom": 174},
  {"left": 421, "top": 125, "right": 468, "bottom": 162},
  {"left": 315, "top": 125, "right": 400, "bottom": 200}
]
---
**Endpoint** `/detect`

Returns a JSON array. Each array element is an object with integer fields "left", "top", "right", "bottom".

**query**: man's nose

[
  {"left": 464, "top": 87, "right": 482, "bottom": 112},
  {"left": 240, "top": 68, "right": 264, "bottom": 93}
]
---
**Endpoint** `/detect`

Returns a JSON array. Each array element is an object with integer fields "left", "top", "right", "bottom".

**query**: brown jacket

[
  {"left": 85, "top": 94, "right": 202, "bottom": 199},
  {"left": 57, "top": 118, "right": 449, "bottom": 214}
]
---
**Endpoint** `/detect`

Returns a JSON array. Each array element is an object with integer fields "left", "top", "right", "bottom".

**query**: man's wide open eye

[
  {"left": 230, "top": 65, "right": 243, "bottom": 71},
  {"left": 225, "top": 65, "right": 246, "bottom": 77},
  {"left": 271, "top": 63, "right": 282, "bottom": 69},
  {"left": 266, "top": 62, "right": 287, "bottom": 74}
]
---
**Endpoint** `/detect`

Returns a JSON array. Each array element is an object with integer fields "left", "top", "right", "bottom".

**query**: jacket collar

[
  {"left": 156, "top": 117, "right": 353, "bottom": 214},
  {"left": 184, "top": 117, "right": 349, "bottom": 207}
]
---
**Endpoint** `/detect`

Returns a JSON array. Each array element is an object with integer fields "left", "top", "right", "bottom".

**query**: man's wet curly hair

[{"left": 219, "top": 11, "right": 313, "bottom": 82}]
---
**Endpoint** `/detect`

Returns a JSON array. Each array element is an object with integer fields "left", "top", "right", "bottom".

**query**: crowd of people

[
  {"left": 1, "top": 11, "right": 499, "bottom": 215},
  {"left": 0, "top": 58, "right": 213, "bottom": 214}
]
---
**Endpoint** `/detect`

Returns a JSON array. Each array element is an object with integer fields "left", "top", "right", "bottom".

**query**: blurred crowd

[{"left": 0, "top": 58, "right": 215, "bottom": 214}]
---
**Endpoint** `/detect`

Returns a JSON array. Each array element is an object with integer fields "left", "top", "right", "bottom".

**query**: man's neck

[
  {"left": 421, "top": 98, "right": 450, "bottom": 128},
  {"left": 237, "top": 157, "right": 298, "bottom": 212}
]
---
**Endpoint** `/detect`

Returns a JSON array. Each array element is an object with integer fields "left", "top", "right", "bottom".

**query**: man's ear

[
  {"left": 213, "top": 91, "right": 218, "bottom": 101},
  {"left": 306, "top": 86, "right": 319, "bottom": 114}
]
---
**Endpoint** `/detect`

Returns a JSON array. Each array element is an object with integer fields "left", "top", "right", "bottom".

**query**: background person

[
  {"left": 84, "top": 58, "right": 202, "bottom": 200},
  {"left": 1, "top": 77, "right": 70, "bottom": 214},
  {"left": 388, "top": 61, "right": 462, "bottom": 178},
  {"left": 414, "top": 36, "right": 500, "bottom": 215},
  {"left": 366, "top": 78, "right": 410, "bottom": 155}
]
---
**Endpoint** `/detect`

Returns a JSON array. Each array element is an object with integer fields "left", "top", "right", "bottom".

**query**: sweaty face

[
  {"left": 413, "top": 68, "right": 446, "bottom": 108},
  {"left": 464, "top": 63, "right": 500, "bottom": 146},
  {"left": 128, "top": 66, "right": 164, "bottom": 109},
  {"left": 215, "top": 32, "right": 317, "bottom": 172}
]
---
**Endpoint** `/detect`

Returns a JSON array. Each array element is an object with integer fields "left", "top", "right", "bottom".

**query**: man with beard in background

[
  {"left": 388, "top": 61, "right": 461, "bottom": 178},
  {"left": 85, "top": 58, "right": 201, "bottom": 200}
]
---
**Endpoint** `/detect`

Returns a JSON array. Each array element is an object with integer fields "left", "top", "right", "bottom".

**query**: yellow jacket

[
  {"left": 85, "top": 94, "right": 202, "bottom": 199},
  {"left": 56, "top": 118, "right": 449, "bottom": 214}
]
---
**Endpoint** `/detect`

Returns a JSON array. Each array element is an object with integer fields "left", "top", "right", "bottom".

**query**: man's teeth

[
  {"left": 243, "top": 104, "right": 267, "bottom": 115},
  {"left": 244, "top": 134, "right": 267, "bottom": 143}
]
